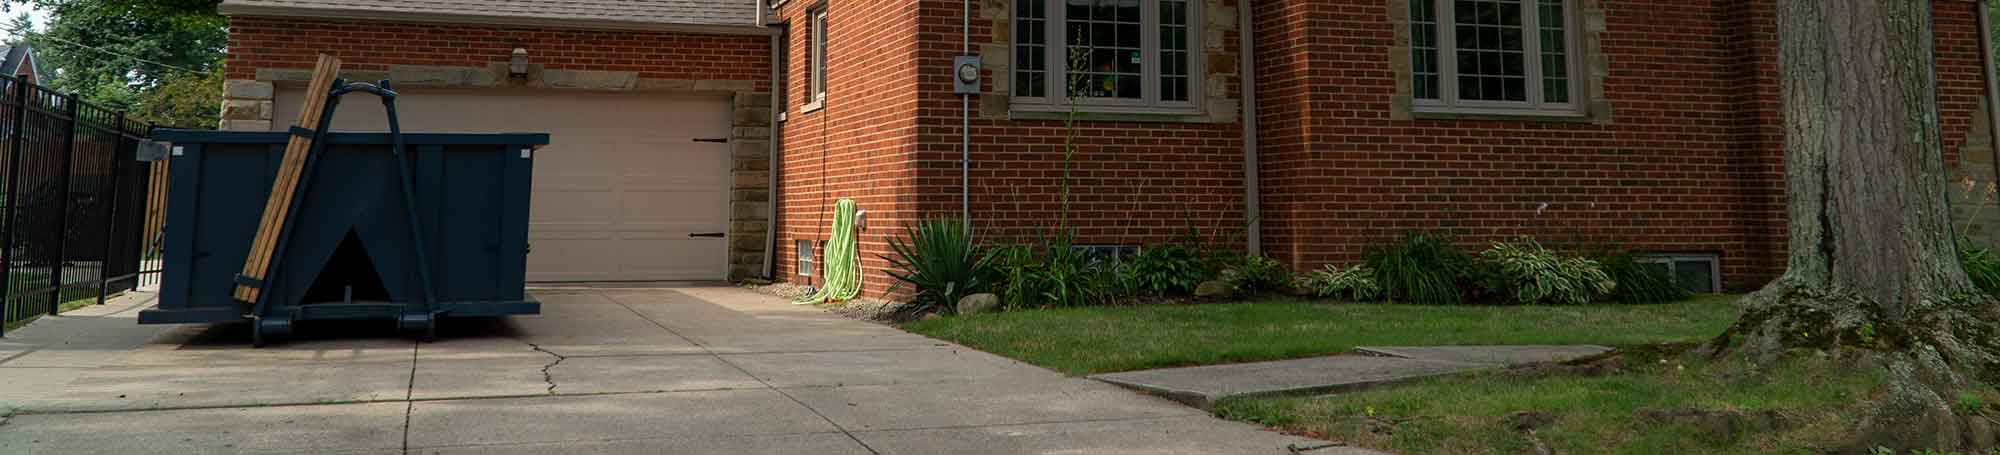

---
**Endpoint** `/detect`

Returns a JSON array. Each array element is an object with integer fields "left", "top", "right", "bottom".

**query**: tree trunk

[{"left": 1708, "top": 1, "right": 2000, "bottom": 452}]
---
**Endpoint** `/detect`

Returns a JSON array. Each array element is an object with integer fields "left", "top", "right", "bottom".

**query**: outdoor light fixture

[{"left": 509, "top": 48, "right": 530, "bottom": 78}]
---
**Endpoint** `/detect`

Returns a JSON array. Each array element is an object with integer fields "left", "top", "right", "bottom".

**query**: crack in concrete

[{"left": 527, "top": 343, "right": 567, "bottom": 394}]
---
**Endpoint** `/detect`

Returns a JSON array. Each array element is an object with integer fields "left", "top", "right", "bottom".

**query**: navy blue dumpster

[{"left": 139, "top": 129, "right": 548, "bottom": 336}]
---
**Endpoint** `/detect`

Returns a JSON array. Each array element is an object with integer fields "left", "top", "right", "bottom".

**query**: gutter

[
  {"left": 1981, "top": 0, "right": 2000, "bottom": 189},
  {"left": 217, "top": 4, "right": 780, "bottom": 36},
  {"left": 1238, "top": 1, "right": 1261, "bottom": 254},
  {"left": 766, "top": 26, "right": 784, "bottom": 279},
  {"left": 962, "top": 0, "right": 973, "bottom": 233}
]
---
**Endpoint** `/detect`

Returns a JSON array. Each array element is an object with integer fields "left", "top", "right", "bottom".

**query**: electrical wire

[{"left": 3, "top": 24, "right": 211, "bottom": 76}]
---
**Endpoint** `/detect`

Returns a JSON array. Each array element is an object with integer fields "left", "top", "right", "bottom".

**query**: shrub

[
  {"left": 990, "top": 238, "right": 1117, "bottom": 309},
  {"left": 1365, "top": 232, "right": 1472, "bottom": 305},
  {"left": 1477, "top": 240, "right": 1615, "bottom": 305},
  {"left": 1961, "top": 238, "right": 2000, "bottom": 297},
  {"left": 1594, "top": 250, "right": 1690, "bottom": 304},
  {"left": 1221, "top": 255, "right": 1291, "bottom": 294},
  {"left": 1295, "top": 264, "right": 1381, "bottom": 301},
  {"left": 882, "top": 217, "right": 994, "bottom": 315},
  {"left": 1119, "top": 243, "right": 1214, "bottom": 296}
]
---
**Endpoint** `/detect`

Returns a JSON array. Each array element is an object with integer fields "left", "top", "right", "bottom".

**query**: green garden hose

[{"left": 796, "top": 199, "right": 861, "bottom": 305}]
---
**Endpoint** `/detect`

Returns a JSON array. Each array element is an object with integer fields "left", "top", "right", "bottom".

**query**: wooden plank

[
  {"left": 142, "top": 159, "right": 168, "bottom": 254},
  {"left": 234, "top": 54, "right": 340, "bottom": 303}
]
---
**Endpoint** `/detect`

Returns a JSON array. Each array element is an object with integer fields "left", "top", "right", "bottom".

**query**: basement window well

[{"left": 1640, "top": 254, "right": 1720, "bottom": 294}]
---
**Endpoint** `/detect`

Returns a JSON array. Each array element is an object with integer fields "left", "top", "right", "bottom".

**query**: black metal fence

[{"left": 0, "top": 74, "right": 156, "bottom": 335}]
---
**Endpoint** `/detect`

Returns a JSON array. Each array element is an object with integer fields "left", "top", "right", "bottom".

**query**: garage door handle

[
  {"left": 693, "top": 138, "right": 729, "bottom": 143},
  {"left": 689, "top": 232, "right": 726, "bottom": 238}
]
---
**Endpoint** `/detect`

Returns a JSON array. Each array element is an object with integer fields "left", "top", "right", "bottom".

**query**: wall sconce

[{"left": 509, "top": 48, "right": 530, "bottom": 78}]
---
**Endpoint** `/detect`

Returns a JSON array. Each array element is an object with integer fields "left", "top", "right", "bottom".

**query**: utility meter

[{"left": 953, "top": 55, "right": 982, "bottom": 95}]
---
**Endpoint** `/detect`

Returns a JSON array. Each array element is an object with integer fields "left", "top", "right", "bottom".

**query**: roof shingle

[{"left": 220, "top": 0, "right": 761, "bottom": 30}]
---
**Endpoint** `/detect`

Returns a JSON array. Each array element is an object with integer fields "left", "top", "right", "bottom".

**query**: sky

[{"left": 4, "top": 3, "right": 48, "bottom": 40}]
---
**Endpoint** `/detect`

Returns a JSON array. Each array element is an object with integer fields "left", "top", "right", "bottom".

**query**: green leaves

[
  {"left": 1365, "top": 232, "right": 1472, "bottom": 305},
  {"left": 1119, "top": 243, "right": 1212, "bottom": 296},
  {"left": 1297, "top": 264, "right": 1381, "bottom": 301},
  {"left": 1476, "top": 239, "right": 1614, "bottom": 306},
  {"left": 882, "top": 217, "right": 994, "bottom": 315},
  {"left": 1594, "top": 250, "right": 1690, "bottom": 305}
]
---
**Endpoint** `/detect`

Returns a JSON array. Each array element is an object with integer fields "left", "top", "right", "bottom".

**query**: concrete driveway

[{"left": 0, "top": 286, "right": 1351, "bottom": 454}]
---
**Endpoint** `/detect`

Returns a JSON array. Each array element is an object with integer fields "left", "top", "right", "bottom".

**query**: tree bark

[{"left": 1706, "top": 0, "right": 2000, "bottom": 452}]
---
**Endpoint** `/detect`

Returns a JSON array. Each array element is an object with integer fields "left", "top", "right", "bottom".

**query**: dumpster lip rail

[{"left": 151, "top": 130, "right": 551, "bottom": 146}]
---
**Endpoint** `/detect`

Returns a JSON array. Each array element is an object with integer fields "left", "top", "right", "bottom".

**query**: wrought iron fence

[{"left": 0, "top": 74, "right": 157, "bottom": 335}]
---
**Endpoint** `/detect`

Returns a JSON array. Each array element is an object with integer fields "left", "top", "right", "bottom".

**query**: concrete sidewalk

[{"left": 0, "top": 287, "right": 1373, "bottom": 454}]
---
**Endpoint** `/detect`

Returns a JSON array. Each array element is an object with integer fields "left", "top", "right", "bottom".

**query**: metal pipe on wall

[
  {"left": 1239, "top": 0, "right": 1261, "bottom": 254},
  {"left": 961, "top": 0, "right": 973, "bottom": 235},
  {"left": 1980, "top": 0, "right": 2000, "bottom": 194}
]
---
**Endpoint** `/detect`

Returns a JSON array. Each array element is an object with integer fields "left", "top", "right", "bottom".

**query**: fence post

[
  {"left": 0, "top": 79, "right": 25, "bottom": 336},
  {"left": 96, "top": 112, "right": 128, "bottom": 306},
  {"left": 47, "top": 93, "right": 76, "bottom": 316}
]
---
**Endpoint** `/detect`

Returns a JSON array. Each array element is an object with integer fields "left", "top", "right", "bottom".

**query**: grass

[
  {"left": 1213, "top": 353, "right": 1884, "bottom": 455},
  {"left": 902, "top": 294, "right": 1742, "bottom": 375},
  {"left": 4, "top": 293, "right": 99, "bottom": 332}
]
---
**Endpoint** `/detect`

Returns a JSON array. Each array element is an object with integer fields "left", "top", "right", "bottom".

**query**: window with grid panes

[
  {"left": 1012, "top": 0, "right": 1199, "bottom": 113},
  {"left": 1411, "top": 0, "right": 1578, "bottom": 115}
]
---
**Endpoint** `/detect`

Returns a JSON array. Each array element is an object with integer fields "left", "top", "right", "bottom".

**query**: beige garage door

[{"left": 272, "top": 88, "right": 734, "bottom": 282}]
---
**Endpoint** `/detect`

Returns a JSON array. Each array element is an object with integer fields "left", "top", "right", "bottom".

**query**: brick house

[{"left": 214, "top": 0, "right": 2000, "bottom": 297}]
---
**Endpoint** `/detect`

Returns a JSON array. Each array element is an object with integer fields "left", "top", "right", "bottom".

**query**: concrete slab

[
  {"left": 1353, "top": 345, "right": 1613, "bottom": 366},
  {"left": 405, "top": 389, "right": 839, "bottom": 448},
  {"left": 421, "top": 302, "right": 708, "bottom": 358},
  {"left": 416, "top": 432, "right": 871, "bottom": 455},
  {"left": 784, "top": 378, "right": 1202, "bottom": 432},
  {"left": 1089, "top": 355, "right": 1482, "bottom": 410},
  {"left": 0, "top": 402, "right": 406, "bottom": 455},
  {"left": 855, "top": 416, "right": 1367, "bottom": 455},
  {"left": 412, "top": 353, "right": 763, "bottom": 399},
  {"left": 6, "top": 358, "right": 417, "bottom": 413},
  {"left": 721, "top": 348, "right": 1053, "bottom": 388}
]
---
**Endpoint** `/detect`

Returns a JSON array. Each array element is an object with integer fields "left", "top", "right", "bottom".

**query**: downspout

[
  {"left": 961, "top": 0, "right": 973, "bottom": 234},
  {"left": 1981, "top": 0, "right": 2000, "bottom": 191},
  {"left": 1238, "top": 0, "right": 1261, "bottom": 254},
  {"left": 765, "top": 23, "right": 783, "bottom": 279}
]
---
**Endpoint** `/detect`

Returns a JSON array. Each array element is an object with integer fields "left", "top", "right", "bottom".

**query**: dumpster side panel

[
  {"left": 144, "top": 130, "right": 544, "bottom": 325},
  {"left": 159, "top": 142, "right": 282, "bottom": 314}
]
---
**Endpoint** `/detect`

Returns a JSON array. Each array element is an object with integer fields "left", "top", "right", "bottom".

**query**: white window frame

[
  {"left": 803, "top": 7, "right": 828, "bottom": 113},
  {"left": 1413, "top": 0, "right": 1582, "bottom": 116},
  {"left": 1011, "top": 0, "right": 1202, "bottom": 115},
  {"left": 797, "top": 240, "right": 816, "bottom": 277}
]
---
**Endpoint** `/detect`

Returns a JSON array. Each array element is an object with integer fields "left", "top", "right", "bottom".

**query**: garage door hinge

[{"left": 693, "top": 138, "right": 730, "bottom": 143}]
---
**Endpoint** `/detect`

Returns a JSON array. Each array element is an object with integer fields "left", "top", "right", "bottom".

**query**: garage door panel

[
  {"left": 623, "top": 194, "right": 726, "bottom": 225},
  {"left": 273, "top": 88, "right": 734, "bottom": 282},
  {"left": 618, "top": 239, "right": 727, "bottom": 278}
]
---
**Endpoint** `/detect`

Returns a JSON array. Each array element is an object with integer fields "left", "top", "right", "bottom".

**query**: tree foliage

[{"left": 9, "top": 0, "right": 224, "bottom": 127}]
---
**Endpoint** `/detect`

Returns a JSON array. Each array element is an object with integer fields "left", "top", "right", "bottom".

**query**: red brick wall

[
  {"left": 771, "top": 0, "right": 927, "bottom": 298},
  {"left": 1253, "top": 0, "right": 1990, "bottom": 292},
  {"left": 912, "top": 0, "right": 1249, "bottom": 246},
  {"left": 224, "top": 16, "right": 770, "bottom": 88},
  {"left": 776, "top": 0, "right": 1250, "bottom": 301}
]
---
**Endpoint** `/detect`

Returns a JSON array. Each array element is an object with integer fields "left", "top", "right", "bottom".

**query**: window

[
  {"left": 797, "top": 240, "right": 816, "bottom": 277},
  {"left": 1012, "top": 0, "right": 1198, "bottom": 113},
  {"left": 805, "top": 8, "right": 828, "bottom": 112},
  {"left": 1411, "top": 0, "right": 1577, "bottom": 115},
  {"left": 1640, "top": 255, "right": 1720, "bottom": 294}
]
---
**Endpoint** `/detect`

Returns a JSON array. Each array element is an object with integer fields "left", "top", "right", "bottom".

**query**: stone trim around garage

[
  {"left": 218, "top": 66, "right": 773, "bottom": 281},
  {"left": 977, "top": 0, "right": 1241, "bottom": 124},
  {"left": 1386, "top": 0, "right": 1611, "bottom": 123}
]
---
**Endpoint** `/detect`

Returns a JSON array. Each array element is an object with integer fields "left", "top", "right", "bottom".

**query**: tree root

[{"left": 1700, "top": 277, "right": 2000, "bottom": 454}]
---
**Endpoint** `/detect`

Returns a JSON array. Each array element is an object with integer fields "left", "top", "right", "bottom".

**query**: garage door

[{"left": 272, "top": 89, "right": 733, "bottom": 282}]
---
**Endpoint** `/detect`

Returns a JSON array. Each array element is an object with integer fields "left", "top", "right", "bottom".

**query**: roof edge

[{"left": 219, "top": 3, "right": 777, "bottom": 36}]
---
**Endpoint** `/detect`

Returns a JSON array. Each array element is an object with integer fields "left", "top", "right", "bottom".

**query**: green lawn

[
  {"left": 903, "top": 294, "right": 1742, "bottom": 376},
  {"left": 1213, "top": 353, "right": 1885, "bottom": 455},
  {"left": 4, "top": 294, "right": 99, "bottom": 332}
]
